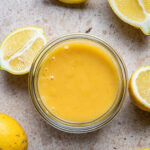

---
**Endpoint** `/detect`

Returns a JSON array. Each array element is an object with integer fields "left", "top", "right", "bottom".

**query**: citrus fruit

[
  {"left": 0, "top": 113, "right": 27, "bottom": 150},
  {"left": 0, "top": 26, "right": 48, "bottom": 75},
  {"left": 59, "top": 0, "right": 87, "bottom": 4},
  {"left": 108, "top": 0, "right": 150, "bottom": 35},
  {"left": 137, "top": 149, "right": 150, "bottom": 150},
  {"left": 129, "top": 66, "right": 150, "bottom": 112}
]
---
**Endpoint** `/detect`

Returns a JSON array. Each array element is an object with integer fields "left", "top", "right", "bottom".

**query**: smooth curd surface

[{"left": 38, "top": 40, "right": 119, "bottom": 122}]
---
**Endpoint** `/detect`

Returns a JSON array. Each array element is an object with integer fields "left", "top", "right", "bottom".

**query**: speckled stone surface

[{"left": 0, "top": 0, "right": 150, "bottom": 149}]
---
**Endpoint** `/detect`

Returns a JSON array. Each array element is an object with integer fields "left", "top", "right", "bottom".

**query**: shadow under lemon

[
  {"left": 123, "top": 97, "right": 150, "bottom": 129},
  {"left": 2, "top": 71, "right": 28, "bottom": 92}
]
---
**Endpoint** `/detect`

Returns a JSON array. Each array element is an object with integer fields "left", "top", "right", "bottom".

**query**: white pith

[
  {"left": 109, "top": 0, "right": 150, "bottom": 34},
  {"left": 132, "top": 67, "right": 150, "bottom": 107},
  {"left": 0, "top": 27, "right": 47, "bottom": 74}
]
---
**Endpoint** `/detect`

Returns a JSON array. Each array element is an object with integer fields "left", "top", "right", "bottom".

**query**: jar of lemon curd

[{"left": 29, "top": 34, "right": 127, "bottom": 133}]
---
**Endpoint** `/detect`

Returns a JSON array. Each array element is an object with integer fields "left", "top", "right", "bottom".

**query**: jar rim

[{"left": 29, "top": 34, "right": 128, "bottom": 133}]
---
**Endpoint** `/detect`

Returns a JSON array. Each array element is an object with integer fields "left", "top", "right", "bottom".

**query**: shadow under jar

[{"left": 29, "top": 34, "right": 127, "bottom": 133}]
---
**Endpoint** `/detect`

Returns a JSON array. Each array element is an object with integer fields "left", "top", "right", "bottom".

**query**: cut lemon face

[
  {"left": 129, "top": 66, "right": 150, "bottom": 112},
  {"left": 0, "top": 27, "right": 48, "bottom": 75},
  {"left": 59, "top": 0, "right": 87, "bottom": 4},
  {"left": 108, "top": 0, "right": 150, "bottom": 35}
]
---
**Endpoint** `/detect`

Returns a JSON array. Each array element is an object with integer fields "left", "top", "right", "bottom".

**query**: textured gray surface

[{"left": 0, "top": 0, "right": 150, "bottom": 150}]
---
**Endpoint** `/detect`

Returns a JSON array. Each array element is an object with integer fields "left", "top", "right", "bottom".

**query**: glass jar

[{"left": 29, "top": 34, "right": 127, "bottom": 133}]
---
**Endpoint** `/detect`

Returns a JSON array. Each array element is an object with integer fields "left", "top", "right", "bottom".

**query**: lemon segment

[
  {"left": 114, "top": 0, "right": 146, "bottom": 22},
  {"left": 0, "top": 113, "right": 27, "bottom": 150},
  {"left": 142, "top": 0, "right": 150, "bottom": 13},
  {"left": 129, "top": 66, "right": 150, "bottom": 112},
  {"left": 59, "top": 0, "right": 87, "bottom": 4},
  {"left": 108, "top": 0, "right": 150, "bottom": 35},
  {"left": 136, "top": 69, "right": 150, "bottom": 104},
  {"left": 0, "top": 26, "right": 48, "bottom": 75}
]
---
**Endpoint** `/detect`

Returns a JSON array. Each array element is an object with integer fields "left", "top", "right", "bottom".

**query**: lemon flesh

[
  {"left": 108, "top": 0, "right": 150, "bottom": 35},
  {"left": 0, "top": 26, "right": 48, "bottom": 75},
  {"left": 129, "top": 66, "right": 150, "bottom": 112},
  {"left": 136, "top": 70, "right": 150, "bottom": 104},
  {"left": 59, "top": 0, "right": 87, "bottom": 4},
  {"left": 0, "top": 113, "right": 27, "bottom": 150}
]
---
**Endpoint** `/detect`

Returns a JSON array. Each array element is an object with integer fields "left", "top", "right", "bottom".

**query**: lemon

[
  {"left": 129, "top": 66, "right": 150, "bottom": 112},
  {"left": 0, "top": 26, "right": 48, "bottom": 75},
  {"left": 137, "top": 149, "right": 150, "bottom": 150},
  {"left": 59, "top": 0, "right": 87, "bottom": 4},
  {"left": 0, "top": 113, "right": 27, "bottom": 150},
  {"left": 108, "top": 0, "right": 150, "bottom": 35}
]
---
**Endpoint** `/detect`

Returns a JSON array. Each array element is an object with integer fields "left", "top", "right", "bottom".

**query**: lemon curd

[{"left": 38, "top": 39, "right": 119, "bottom": 123}]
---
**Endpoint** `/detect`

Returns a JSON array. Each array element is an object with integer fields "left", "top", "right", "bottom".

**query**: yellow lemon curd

[{"left": 38, "top": 40, "right": 119, "bottom": 123}]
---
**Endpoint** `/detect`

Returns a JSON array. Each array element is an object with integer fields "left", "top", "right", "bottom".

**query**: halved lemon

[
  {"left": 0, "top": 26, "right": 48, "bottom": 75},
  {"left": 59, "top": 0, "right": 87, "bottom": 4},
  {"left": 108, "top": 0, "right": 150, "bottom": 35},
  {"left": 129, "top": 66, "right": 150, "bottom": 112}
]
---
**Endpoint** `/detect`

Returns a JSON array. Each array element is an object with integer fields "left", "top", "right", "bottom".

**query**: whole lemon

[
  {"left": 0, "top": 113, "right": 27, "bottom": 150},
  {"left": 59, "top": 0, "right": 87, "bottom": 4}
]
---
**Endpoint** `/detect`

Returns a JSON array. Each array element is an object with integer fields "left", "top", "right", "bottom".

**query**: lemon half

[
  {"left": 108, "top": 0, "right": 150, "bottom": 35},
  {"left": 129, "top": 66, "right": 150, "bottom": 112},
  {"left": 0, "top": 26, "right": 48, "bottom": 75}
]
